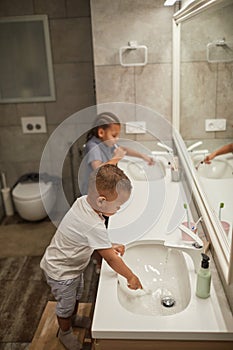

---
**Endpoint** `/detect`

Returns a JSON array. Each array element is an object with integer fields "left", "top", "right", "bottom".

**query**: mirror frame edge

[{"left": 171, "top": 0, "right": 233, "bottom": 284}]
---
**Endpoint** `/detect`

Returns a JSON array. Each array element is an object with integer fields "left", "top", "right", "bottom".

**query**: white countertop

[{"left": 91, "top": 157, "right": 233, "bottom": 340}]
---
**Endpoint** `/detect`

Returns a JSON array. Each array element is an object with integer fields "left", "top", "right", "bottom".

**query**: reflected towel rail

[{"left": 206, "top": 38, "right": 233, "bottom": 63}]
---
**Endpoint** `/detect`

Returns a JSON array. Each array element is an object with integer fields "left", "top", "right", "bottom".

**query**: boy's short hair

[{"left": 88, "top": 164, "right": 132, "bottom": 197}]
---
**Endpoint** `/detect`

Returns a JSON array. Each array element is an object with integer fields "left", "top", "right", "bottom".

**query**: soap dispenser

[{"left": 196, "top": 253, "right": 211, "bottom": 299}]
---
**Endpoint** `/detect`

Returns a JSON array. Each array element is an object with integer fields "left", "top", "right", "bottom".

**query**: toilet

[{"left": 12, "top": 181, "right": 55, "bottom": 221}]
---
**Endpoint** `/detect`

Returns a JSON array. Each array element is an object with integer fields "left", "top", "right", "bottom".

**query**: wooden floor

[{"left": 30, "top": 302, "right": 93, "bottom": 350}]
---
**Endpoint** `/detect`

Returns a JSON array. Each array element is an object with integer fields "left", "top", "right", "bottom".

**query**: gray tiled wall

[
  {"left": 0, "top": 0, "right": 96, "bottom": 218},
  {"left": 180, "top": 2, "right": 233, "bottom": 142},
  {"left": 90, "top": 0, "right": 174, "bottom": 145}
]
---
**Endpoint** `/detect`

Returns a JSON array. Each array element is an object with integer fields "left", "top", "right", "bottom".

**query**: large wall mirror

[
  {"left": 0, "top": 15, "right": 55, "bottom": 103},
  {"left": 173, "top": 0, "right": 233, "bottom": 284}
]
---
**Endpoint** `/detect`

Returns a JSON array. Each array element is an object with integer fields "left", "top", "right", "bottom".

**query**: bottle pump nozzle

[
  {"left": 201, "top": 253, "right": 210, "bottom": 269},
  {"left": 196, "top": 253, "right": 211, "bottom": 298}
]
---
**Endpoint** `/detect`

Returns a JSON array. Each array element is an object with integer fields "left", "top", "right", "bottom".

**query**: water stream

[{"left": 117, "top": 244, "right": 190, "bottom": 316}]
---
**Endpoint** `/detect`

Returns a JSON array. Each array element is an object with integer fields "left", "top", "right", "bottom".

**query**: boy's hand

[
  {"left": 112, "top": 244, "right": 125, "bottom": 256},
  {"left": 127, "top": 275, "right": 143, "bottom": 290}
]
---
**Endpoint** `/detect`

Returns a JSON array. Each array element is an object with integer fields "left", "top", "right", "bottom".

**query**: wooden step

[{"left": 30, "top": 302, "right": 92, "bottom": 349}]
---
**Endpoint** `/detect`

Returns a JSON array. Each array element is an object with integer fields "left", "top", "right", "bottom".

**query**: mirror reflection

[{"left": 179, "top": 0, "right": 233, "bottom": 245}]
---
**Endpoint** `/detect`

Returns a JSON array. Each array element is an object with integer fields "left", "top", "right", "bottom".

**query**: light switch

[
  {"left": 205, "top": 118, "right": 226, "bottom": 132},
  {"left": 125, "top": 121, "right": 146, "bottom": 134}
]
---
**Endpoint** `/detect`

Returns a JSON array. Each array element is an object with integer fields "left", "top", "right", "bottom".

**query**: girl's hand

[
  {"left": 112, "top": 244, "right": 125, "bottom": 256},
  {"left": 113, "top": 147, "right": 126, "bottom": 161},
  {"left": 142, "top": 154, "right": 155, "bottom": 165},
  {"left": 204, "top": 153, "right": 215, "bottom": 164},
  {"left": 204, "top": 155, "right": 211, "bottom": 164},
  {"left": 127, "top": 275, "right": 143, "bottom": 290}
]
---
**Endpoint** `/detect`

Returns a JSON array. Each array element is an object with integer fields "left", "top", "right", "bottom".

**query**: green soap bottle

[{"left": 196, "top": 253, "right": 211, "bottom": 299}]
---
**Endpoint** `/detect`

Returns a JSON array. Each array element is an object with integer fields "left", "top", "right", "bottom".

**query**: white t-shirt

[{"left": 40, "top": 196, "right": 112, "bottom": 280}]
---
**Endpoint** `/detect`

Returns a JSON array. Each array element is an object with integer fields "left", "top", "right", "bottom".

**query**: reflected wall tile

[
  {"left": 45, "top": 63, "right": 95, "bottom": 124},
  {"left": 181, "top": 4, "right": 233, "bottom": 63},
  {"left": 34, "top": 0, "right": 66, "bottom": 18},
  {"left": 216, "top": 63, "right": 233, "bottom": 139},
  {"left": 181, "top": 16, "right": 213, "bottom": 62},
  {"left": 181, "top": 114, "right": 211, "bottom": 140},
  {"left": 50, "top": 18, "right": 93, "bottom": 63},
  {"left": 135, "top": 64, "right": 172, "bottom": 122},
  {"left": 91, "top": 0, "right": 172, "bottom": 66},
  {"left": 180, "top": 62, "right": 217, "bottom": 139}
]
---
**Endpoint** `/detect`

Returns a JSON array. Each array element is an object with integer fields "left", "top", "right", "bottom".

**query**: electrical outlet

[
  {"left": 205, "top": 118, "right": 226, "bottom": 132},
  {"left": 125, "top": 121, "right": 146, "bottom": 134},
  {"left": 21, "top": 116, "right": 47, "bottom": 134}
]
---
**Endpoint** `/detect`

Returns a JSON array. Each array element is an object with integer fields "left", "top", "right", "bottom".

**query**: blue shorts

[{"left": 45, "top": 273, "right": 84, "bottom": 318}]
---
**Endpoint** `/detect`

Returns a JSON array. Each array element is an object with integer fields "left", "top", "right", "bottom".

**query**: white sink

[
  {"left": 119, "top": 158, "right": 166, "bottom": 181},
  {"left": 198, "top": 159, "right": 233, "bottom": 179},
  {"left": 117, "top": 241, "right": 191, "bottom": 316}
]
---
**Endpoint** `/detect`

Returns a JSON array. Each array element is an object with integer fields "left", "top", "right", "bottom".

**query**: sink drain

[{"left": 161, "top": 296, "right": 176, "bottom": 308}]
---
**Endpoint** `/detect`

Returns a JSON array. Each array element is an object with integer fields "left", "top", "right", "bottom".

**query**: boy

[{"left": 40, "top": 164, "right": 142, "bottom": 350}]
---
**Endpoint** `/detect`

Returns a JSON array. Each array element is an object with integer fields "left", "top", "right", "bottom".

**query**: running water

[
  {"left": 117, "top": 245, "right": 188, "bottom": 316},
  {"left": 161, "top": 248, "right": 173, "bottom": 299}
]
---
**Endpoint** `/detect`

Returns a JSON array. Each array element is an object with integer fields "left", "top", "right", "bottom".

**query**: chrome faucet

[
  {"left": 164, "top": 224, "right": 204, "bottom": 272},
  {"left": 152, "top": 142, "right": 176, "bottom": 164},
  {"left": 187, "top": 141, "right": 209, "bottom": 159},
  {"left": 157, "top": 142, "right": 174, "bottom": 154},
  {"left": 187, "top": 141, "right": 203, "bottom": 152}
]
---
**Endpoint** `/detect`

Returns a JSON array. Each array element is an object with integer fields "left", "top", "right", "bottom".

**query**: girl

[
  {"left": 78, "top": 112, "right": 155, "bottom": 273},
  {"left": 204, "top": 143, "right": 233, "bottom": 163},
  {"left": 79, "top": 112, "right": 155, "bottom": 195}
]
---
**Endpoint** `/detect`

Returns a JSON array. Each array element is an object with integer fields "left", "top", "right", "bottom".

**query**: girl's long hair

[{"left": 86, "top": 112, "right": 121, "bottom": 142}]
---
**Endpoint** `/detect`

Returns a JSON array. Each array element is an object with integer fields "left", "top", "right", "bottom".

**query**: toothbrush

[
  {"left": 184, "top": 203, "right": 191, "bottom": 229},
  {"left": 191, "top": 216, "right": 202, "bottom": 231},
  {"left": 171, "top": 157, "right": 178, "bottom": 171},
  {"left": 168, "top": 158, "right": 178, "bottom": 171},
  {"left": 195, "top": 160, "right": 203, "bottom": 170},
  {"left": 219, "top": 202, "right": 224, "bottom": 220},
  {"left": 1, "top": 172, "right": 7, "bottom": 189}
]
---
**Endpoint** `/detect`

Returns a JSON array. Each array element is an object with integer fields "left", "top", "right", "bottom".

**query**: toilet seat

[{"left": 12, "top": 181, "right": 52, "bottom": 201}]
